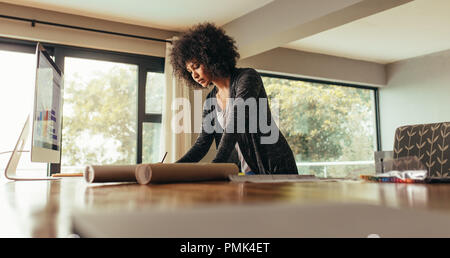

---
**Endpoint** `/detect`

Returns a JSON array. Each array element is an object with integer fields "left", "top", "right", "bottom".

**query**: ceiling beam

[{"left": 223, "top": 0, "right": 414, "bottom": 59}]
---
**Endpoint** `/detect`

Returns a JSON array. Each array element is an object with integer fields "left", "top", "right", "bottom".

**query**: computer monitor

[
  {"left": 31, "top": 43, "right": 63, "bottom": 163},
  {"left": 4, "top": 42, "right": 63, "bottom": 180}
]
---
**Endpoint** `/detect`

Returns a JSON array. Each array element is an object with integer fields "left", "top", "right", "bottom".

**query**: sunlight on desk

[{"left": 1, "top": 177, "right": 450, "bottom": 237}]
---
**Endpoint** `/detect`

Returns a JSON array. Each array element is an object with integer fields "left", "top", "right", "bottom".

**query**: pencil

[{"left": 160, "top": 151, "right": 168, "bottom": 163}]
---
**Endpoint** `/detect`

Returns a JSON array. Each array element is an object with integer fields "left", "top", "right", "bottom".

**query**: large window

[
  {"left": 143, "top": 72, "right": 164, "bottom": 163},
  {"left": 0, "top": 39, "right": 164, "bottom": 175},
  {"left": 262, "top": 75, "right": 379, "bottom": 178},
  {"left": 62, "top": 57, "right": 139, "bottom": 168},
  {"left": 59, "top": 47, "right": 165, "bottom": 173}
]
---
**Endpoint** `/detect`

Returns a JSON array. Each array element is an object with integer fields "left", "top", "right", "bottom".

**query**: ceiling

[
  {"left": 2, "top": 0, "right": 450, "bottom": 64},
  {"left": 285, "top": 0, "right": 450, "bottom": 64},
  {"left": 0, "top": 0, "right": 274, "bottom": 31}
]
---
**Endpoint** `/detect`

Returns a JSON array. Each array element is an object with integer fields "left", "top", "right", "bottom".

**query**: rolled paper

[
  {"left": 52, "top": 173, "right": 83, "bottom": 177},
  {"left": 84, "top": 165, "right": 138, "bottom": 183},
  {"left": 135, "top": 163, "right": 239, "bottom": 185}
]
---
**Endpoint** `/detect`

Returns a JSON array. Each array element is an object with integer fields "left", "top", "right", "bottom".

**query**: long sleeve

[{"left": 176, "top": 130, "right": 214, "bottom": 163}]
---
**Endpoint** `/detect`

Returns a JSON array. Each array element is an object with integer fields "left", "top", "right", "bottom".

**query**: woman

[{"left": 170, "top": 23, "right": 297, "bottom": 175}]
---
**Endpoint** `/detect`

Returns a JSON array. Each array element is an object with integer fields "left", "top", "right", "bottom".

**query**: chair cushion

[{"left": 394, "top": 122, "right": 450, "bottom": 178}]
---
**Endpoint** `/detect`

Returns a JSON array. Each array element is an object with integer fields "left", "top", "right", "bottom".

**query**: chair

[{"left": 393, "top": 122, "right": 450, "bottom": 178}]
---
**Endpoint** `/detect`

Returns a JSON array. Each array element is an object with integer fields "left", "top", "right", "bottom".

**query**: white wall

[
  {"left": 380, "top": 49, "right": 450, "bottom": 150},
  {"left": 239, "top": 47, "right": 386, "bottom": 87}
]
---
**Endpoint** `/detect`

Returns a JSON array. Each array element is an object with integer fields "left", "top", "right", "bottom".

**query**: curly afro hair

[{"left": 169, "top": 22, "right": 240, "bottom": 89}]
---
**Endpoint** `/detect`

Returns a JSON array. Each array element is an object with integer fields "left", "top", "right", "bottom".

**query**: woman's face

[{"left": 185, "top": 60, "right": 212, "bottom": 88}]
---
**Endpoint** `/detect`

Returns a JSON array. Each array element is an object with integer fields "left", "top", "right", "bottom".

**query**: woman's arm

[
  {"left": 176, "top": 130, "right": 214, "bottom": 163},
  {"left": 212, "top": 69, "right": 262, "bottom": 163}
]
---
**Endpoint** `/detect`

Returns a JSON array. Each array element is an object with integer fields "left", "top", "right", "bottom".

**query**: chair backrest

[{"left": 393, "top": 122, "right": 450, "bottom": 178}]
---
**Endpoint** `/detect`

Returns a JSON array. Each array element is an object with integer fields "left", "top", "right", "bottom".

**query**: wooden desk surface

[{"left": 1, "top": 178, "right": 450, "bottom": 237}]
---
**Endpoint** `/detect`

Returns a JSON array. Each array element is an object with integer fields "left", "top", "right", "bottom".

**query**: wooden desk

[{"left": 1, "top": 178, "right": 450, "bottom": 237}]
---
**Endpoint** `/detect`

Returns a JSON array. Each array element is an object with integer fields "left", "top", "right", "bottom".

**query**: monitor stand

[{"left": 4, "top": 115, "right": 59, "bottom": 181}]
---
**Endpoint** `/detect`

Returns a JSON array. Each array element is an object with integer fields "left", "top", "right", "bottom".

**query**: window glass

[
  {"left": 0, "top": 50, "right": 47, "bottom": 177},
  {"left": 61, "top": 57, "right": 138, "bottom": 171},
  {"left": 262, "top": 76, "right": 377, "bottom": 177},
  {"left": 142, "top": 123, "right": 162, "bottom": 163},
  {"left": 145, "top": 72, "right": 164, "bottom": 114}
]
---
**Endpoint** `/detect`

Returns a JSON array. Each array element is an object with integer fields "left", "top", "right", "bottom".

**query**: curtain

[{"left": 161, "top": 39, "right": 192, "bottom": 162}]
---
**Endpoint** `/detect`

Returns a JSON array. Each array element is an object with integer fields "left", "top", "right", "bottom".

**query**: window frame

[
  {"left": 259, "top": 72, "right": 381, "bottom": 152},
  {"left": 0, "top": 37, "right": 164, "bottom": 175}
]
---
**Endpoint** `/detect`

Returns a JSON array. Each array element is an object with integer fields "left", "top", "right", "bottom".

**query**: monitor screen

[{"left": 31, "top": 43, "right": 63, "bottom": 163}]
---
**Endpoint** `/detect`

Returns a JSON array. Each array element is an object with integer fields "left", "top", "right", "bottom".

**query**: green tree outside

[
  {"left": 262, "top": 77, "right": 376, "bottom": 177},
  {"left": 62, "top": 65, "right": 137, "bottom": 166}
]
